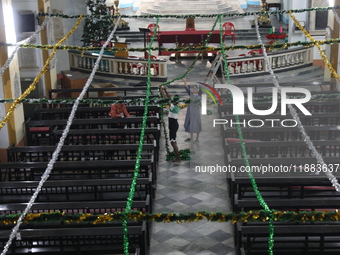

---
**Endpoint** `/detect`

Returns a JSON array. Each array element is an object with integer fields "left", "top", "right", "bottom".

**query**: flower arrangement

[{"left": 266, "top": 33, "right": 287, "bottom": 40}]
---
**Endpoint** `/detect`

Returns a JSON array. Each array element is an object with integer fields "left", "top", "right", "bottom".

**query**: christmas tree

[{"left": 81, "top": 0, "right": 114, "bottom": 47}]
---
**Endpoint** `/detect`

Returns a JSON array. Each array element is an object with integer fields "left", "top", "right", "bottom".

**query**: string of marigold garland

[
  {"left": 1, "top": 210, "right": 340, "bottom": 225},
  {"left": 1, "top": 93, "right": 339, "bottom": 105},
  {"left": 36, "top": 6, "right": 340, "bottom": 19},
  {"left": 0, "top": 15, "right": 84, "bottom": 129},
  {"left": 3, "top": 38, "right": 340, "bottom": 52}
]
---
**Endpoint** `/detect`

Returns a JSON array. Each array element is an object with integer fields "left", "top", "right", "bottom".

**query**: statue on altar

[{"left": 251, "top": 0, "right": 272, "bottom": 27}]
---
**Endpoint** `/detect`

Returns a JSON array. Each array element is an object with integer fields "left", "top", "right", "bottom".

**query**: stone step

[
  {"left": 151, "top": 3, "right": 233, "bottom": 7},
  {"left": 141, "top": 9, "right": 235, "bottom": 15},
  {"left": 138, "top": 0, "right": 238, "bottom": 15},
  {"left": 150, "top": 6, "right": 233, "bottom": 12},
  {"left": 135, "top": 0, "right": 246, "bottom": 15}
]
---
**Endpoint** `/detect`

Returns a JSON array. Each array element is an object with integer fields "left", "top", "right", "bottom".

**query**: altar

[{"left": 158, "top": 30, "right": 222, "bottom": 58}]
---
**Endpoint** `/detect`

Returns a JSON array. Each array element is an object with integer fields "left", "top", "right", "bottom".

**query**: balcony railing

[
  {"left": 68, "top": 50, "right": 168, "bottom": 81},
  {"left": 226, "top": 46, "right": 314, "bottom": 76}
]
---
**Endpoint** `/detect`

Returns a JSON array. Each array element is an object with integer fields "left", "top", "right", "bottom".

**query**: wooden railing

[
  {"left": 68, "top": 50, "right": 168, "bottom": 81},
  {"left": 226, "top": 46, "right": 314, "bottom": 76}
]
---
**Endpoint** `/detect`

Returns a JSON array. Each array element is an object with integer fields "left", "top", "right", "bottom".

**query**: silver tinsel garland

[
  {"left": 0, "top": 16, "right": 122, "bottom": 255},
  {"left": 253, "top": 14, "right": 340, "bottom": 192}
]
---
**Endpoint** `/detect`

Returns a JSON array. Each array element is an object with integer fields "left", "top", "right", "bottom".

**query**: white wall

[
  {"left": 119, "top": 0, "right": 134, "bottom": 9},
  {"left": 0, "top": 79, "right": 9, "bottom": 148},
  {"left": 288, "top": 0, "right": 308, "bottom": 44},
  {"left": 12, "top": 0, "right": 43, "bottom": 79},
  {"left": 50, "top": 0, "right": 87, "bottom": 73},
  {"left": 281, "top": 0, "right": 289, "bottom": 24}
]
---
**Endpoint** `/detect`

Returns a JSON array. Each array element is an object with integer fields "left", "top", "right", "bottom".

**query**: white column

[{"left": 288, "top": 0, "right": 308, "bottom": 44}]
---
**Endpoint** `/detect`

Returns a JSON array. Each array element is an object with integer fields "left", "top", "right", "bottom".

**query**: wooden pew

[
  {"left": 230, "top": 173, "right": 340, "bottom": 254},
  {"left": 235, "top": 197, "right": 340, "bottom": 213},
  {"left": 0, "top": 223, "right": 148, "bottom": 255},
  {"left": 51, "top": 127, "right": 160, "bottom": 152},
  {"left": 218, "top": 112, "right": 340, "bottom": 127},
  {"left": 25, "top": 116, "right": 160, "bottom": 145},
  {"left": 33, "top": 105, "right": 160, "bottom": 120},
  {"left": 219, "top": 99, "right": 340, "bottom": 116},
  {"left": 0, "top": 177, "right": 154, "bottom": 203},
  {"left": 237, "top": 223, "right": 340, "bottom": 255},
  {"left": 222, "top": 125, "right": 340, "bottom": 142},
  {"left": 230, "top": 174, "right": 338, "bottom": 207},
  {"left": 7, "top": 143, "right": 158, "bottom": 173},
  {"left": 0, "top": 199, "right": 152, "bottom": 250},
  {"left": 220, "top": 90, "right": 339, "bottom": 102},
  {"left": 0, "top": 198, "right": 151, "bottom": 215},
  {"left": 228, "top": 156, "right": 340, "bottom": 169},
  {"left": 226, "top": 140, "right": 340, "bottom": 159},
  {"left": 0, "top": 160, "right": 155, "bottom": 182},
  {"left": 223, "top": 81, "right": 333, "bottom": 92},
  {"left": 49, "top": 86, "right": 160, "bottom": 98}
]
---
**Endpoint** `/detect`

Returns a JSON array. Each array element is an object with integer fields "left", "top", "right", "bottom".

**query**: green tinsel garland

[
  {"left": 36, "top": 6, "right": 340, "bottom": 20},
  {"left": 166, "top": 148, "right": 192, "bottom": 161},
  {"left": 2, "top": 38, "right": 340, "bottom": 52}
]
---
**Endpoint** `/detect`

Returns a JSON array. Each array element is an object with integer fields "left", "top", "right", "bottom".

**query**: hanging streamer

[
  {"left": 36, "top": 6, "right": 340, "bottom": 19},
  {"left": 122, "top": 15, "right": 160, "bottom": 255},
  {"left": 200, "top": 87, "right": 217, "bottom": 105},
  {"left": 288, "top": 11, "right": 340, "bottom": 192},
  {"left": 0, "top": 18, "right": 49, "bottom": 76},
  {"left": 2, "top": 38, "right": 340, "bottom": 52},
  {"left": 197, "top": 82, "right": 223, "bottom": 105},
  {"left": 289, "top": 11, "right": 340, "bottom": 83},
  {"left": 1, "top": 14, "right": 117, "bottom": 255},
  {"left": 0, "top": 16, "right": 83, "bottom": 129}
]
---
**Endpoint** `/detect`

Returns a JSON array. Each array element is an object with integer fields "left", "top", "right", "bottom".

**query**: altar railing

[
  {"left": 226, "top": 46, "right": 313, "bottom": 76},
  {"left": 68, "top": 50, "right": 168, "bottom": 81}
]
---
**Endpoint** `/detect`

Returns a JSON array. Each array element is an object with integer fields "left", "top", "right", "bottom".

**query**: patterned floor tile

[
  {"left": 179, "top": 196, "right": 203, "bottom": 207},
  {"left": 152, "top": 229, "right": 177, "bottom": 243},
  {"left": 207, "top": 230, "right": 233, "bottom": 243},
  {"left": 208, "top": 243, "right": 235, "bottom": 254},
  {"left": 151, "top": 243, "right": 179, "bottom": 255},
  {"left": 155, "top": 196, "right": 178, "bottom": 206},
  {"left": 166, "top": 201, "right": 190, "bottom": 212},
  {"left": 148, "top": 24, "right": 238, "bottom": 255},
  {"left": 163, "top": 236, "right": 191, "bottom": 248}
]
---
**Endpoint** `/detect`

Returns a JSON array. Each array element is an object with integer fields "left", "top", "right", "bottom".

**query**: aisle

[{"left": 150, "top": 105, "right": 235, "bottom": 255}]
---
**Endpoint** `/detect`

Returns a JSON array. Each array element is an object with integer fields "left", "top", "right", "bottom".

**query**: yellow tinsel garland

[
  {"left": 0, "top": 15, "right": 84, "bottom": 129},
  {"left": 289, "top": 11, "right": 340, "bottom": 83}
]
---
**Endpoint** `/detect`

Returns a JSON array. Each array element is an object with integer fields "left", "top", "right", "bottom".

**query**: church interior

[{"left": 1, "top": 0, "right": 340, "bottom": 254}]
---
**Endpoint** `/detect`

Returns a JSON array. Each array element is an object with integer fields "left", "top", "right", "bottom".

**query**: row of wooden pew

[
  {"left": 0, "top": 102, "right": 162, "bottom": 254},
  {"left": 26, "top": 105, "right": 161, "bottom": 146},
  {"left": 219, "top": 91, "right": 340, "bottom": 255}
]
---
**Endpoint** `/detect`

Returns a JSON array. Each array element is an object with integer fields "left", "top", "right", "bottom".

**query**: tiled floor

[{"left": 150, "top": 106, "right": 235, "bottom": 255}]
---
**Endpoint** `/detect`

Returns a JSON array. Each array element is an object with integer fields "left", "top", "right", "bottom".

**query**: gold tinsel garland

[
  {"left": 1, "top": 210, "right": 340, "bottom": 225},
  {"left": 289, "top": 11, "right": 340, "bottom": 83},
  {"left": 0, "top": 15, "right": 84, "bottom": 129}
]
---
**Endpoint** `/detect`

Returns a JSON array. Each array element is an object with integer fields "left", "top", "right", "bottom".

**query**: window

[
  {"left": 18, "top": 11, "right": 35, "bottom": 33},
  {"left": 315, "top": 11, "right": 328, "bottom": 30}
]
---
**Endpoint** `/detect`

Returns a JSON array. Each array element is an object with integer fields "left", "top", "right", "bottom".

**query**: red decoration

[{"left": 265, "top": 33, "right": 287, "bottom": 40}]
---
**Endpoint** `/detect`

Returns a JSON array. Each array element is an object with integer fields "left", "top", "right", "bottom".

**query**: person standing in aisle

[
  {"left": 183, "top": 78, "right": 202, "bottom": 143},
  {"left": 160, "top": 85, "right": 181, "bottom": 162}
]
